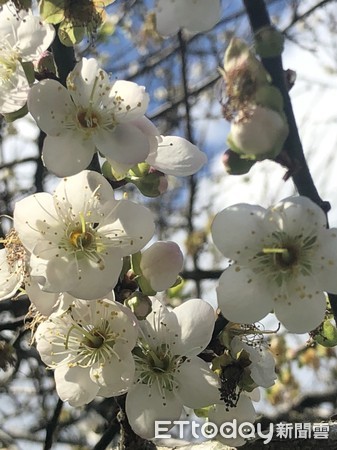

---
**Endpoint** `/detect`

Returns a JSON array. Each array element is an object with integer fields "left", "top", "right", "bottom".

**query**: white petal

[
  {"left": 269, "top": 196, "right": 327, "bottom": 235},
  {"left": 146, "top": 136, "right": 207, "bottom": 176},
  {"left": 110, "top": 80, "right": 149, "bottom": 121},
  {"left": 172, "top": 298, "right": 215, "bottom": 356},
  {"left": 28, "top": 79, "right": 75, "bottom": 134},
  {"left": 100, "top": 199, "right": 155, "bottom": 256},
  {"left": 273, "top": 283, "right": 326, "bottom": 333},
  {"left": 0, "top": 64, "right": 29, "bottom": 114},
  {"left": 211, "top": 204, "right": 267, "bottom": 261},
  {"left": 155, "top": 0, "right": 180, "bottom": 36},
  {"left": 139, "top": 298, "right": 176, "bottom": 343},
  {"left": 14, "top": 192, "right": 59, "bottom": 252},
  {"left": 176, "top": 0, "right": 221, "bottom": 33},
  {"left": 177, "top": 357, "right": 220, "bottom": 408},
  {"left": 312, "top": 228, "right": 337, "bottom": 293},
  {"left": 67, "top": 253, "right": 123, "bottom": 299},
  {"left": 43, "top": 256, "right": 79, "bottom": 293},
  {"left": 217, "top": 265, "right": 273, "bottom": 323},
  {"left": 54, "top": 365, "right": 99, "bottom": 407},
  {"left": 131, "top": 116, "right": 159, "bottom": 137},
  {"left": 25, "top": 279, "right": 60, "bottom": 316},
  {"left": 54, "top": 170, "right": 117, "bottom": 219},
  {"left": 66, "top": 58, "right": 111, "bottom": 108},
  {"left": 35, "top": 319, "right": 70, "bottom": 366},
  {"left": 0, "top": 6, "right": 23, "bottom": 46},
  {"left": 126, "top": 382, "right": 182, "bottom": 439},
  {"left": 92, "top": 353, "right": 135, "bottom": 396},
  {"left": 208, "top": 395, "right": 256, "bottom": 447},
  {"left": 250, "top": 350, "right": 276, "bottom": 388},
  {"left": 42, "top": 133, "right": 95, "bottom": 177},
  {"left": 94, "top": 123, "right": 150, "bottom": 164},
  {"left": 16, "top": 14, "right": 55, "bottom": 60}
]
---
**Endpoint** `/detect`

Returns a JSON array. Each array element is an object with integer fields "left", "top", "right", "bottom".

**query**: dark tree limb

[{"left": 44, "top": 398, "right": 63, "bottom": 450}]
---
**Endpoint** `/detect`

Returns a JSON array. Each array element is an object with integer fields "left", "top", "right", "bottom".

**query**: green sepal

[
  {"left": 136, "top": 276, "right": 156, "bottom": 296},
  {"left": 222, "top": 149, "right": 256, "bottom": 175},
  {"left": 127, "top": 172, "right": 165, "bottom": 198},
  {"left": 40, "top": 0, "right": 65, "bottom": 24},
  {"left": 3, "top": 103, "right": 28, "bottom": 122},
  {"left": 129, "top": 163, "right": 151, "bottom": 178},
  {"left": 101, "top": 161, "right": 127, "bottom": 181},
  {"left": 194, "top": 406, "right": 212, "bottom": 418},
  {"left": 58, "top": 20, "right": 85, "bottom": 46},
  {"left": 167, "top": 278, "right": 185, "bottom": 298},
  {"left": 130, "top": 252, "right": 156, "bottom": 296},
  {"left": 239, "top": 370, "right": 256, "bottom": 392},
  {"left": 254, "top": 26, "right": 285, "bottom": 58},
  {"left": 315, "top": 320, "right": 337, "bottom": 347},
  {"left": 21, "top": 61, "right": 35, "bottom": 84},
  {"left": 254, "top": 85, "right": 284, "bottom": 113}
]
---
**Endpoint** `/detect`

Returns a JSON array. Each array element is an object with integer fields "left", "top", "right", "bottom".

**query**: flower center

[
  {"left": 64, "top": 317, "right": 119, "bottom": 368},
  {"left": 274, "top": 244, "right": 299, "bottom": 269},
  {"left": 76, "top": 109, "right": 101, "bottom": 129},
  {"left": 69, "top": 228, "right": 94, "bottom": 249},
  {"left": 253, "top": 231, "right": 317, "bottom": 287},
  {"left": 0, "top": 45, "right": 19, "bottom": 86},
  {"left": 134, "top": 342, "right": 184, "bottom": 392}
]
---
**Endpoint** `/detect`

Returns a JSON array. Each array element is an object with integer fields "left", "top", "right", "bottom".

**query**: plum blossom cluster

[
  {"left": 220, "top": 38, "right": 288, "bottom": 175},
  {"left": 1, "top": 0, "right": 335, "bottom": 447}
]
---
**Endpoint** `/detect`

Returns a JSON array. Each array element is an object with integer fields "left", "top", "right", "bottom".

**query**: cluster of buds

[{"left": 220, "top": 37, "right": 289, "bottom": 174}]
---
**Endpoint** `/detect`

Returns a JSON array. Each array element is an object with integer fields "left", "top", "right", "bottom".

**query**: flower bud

[
  {"left": 222, "top": 38, "right": 269, "bottom": 98},
  {"left": 139, "top": 241, "right": 184, "bottom": 292},
  {"left": 35, "top": 51, "right": 57, "bottom": 77},
  {"left": 227, "top": 105, "right": 288, "bottom": 158},
  {"left": 254, "top": 26, "right": 284, "bottom": 58},
  {"left": 129, "top": 170, "right": 168, "bottom": 197},
  {"left": 124, "top": 291, "right": 152, "bottom": 320}
]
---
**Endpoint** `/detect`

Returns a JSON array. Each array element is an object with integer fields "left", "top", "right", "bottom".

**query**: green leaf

[
  {"left": 315, "top": 320, "right": 337, "bottom": 347},
  {"left": 58, "top": 20, "right": 85, "bottom": 46},
  {"left": 40, "top": 0, "right": 65, "bottom": 24}
]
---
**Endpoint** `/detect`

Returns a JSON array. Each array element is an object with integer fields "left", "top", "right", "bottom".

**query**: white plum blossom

[
  {"left": 211, "top": 196, "right": 337, "bottom": 333},
  {"left": 208, "top": 394, "right": 257, "bottom": 447},
  {"left": 230, "top": 336, "right": 276, "bottom": 389},
  {"left": 13, "top": 170, "right": 155, "bottom": 300},
  {"left": 0, "top": 4, "right": 55, "bottom": 113},
  {"left": 0, "top": 238, "right": 26, "bottom": 300},
  {"left": 35, "top": 297, "right": 137, "bottom": 406},
  {"left": 228, "top": 105, "right": 288, "bottom": 157},
  {"left": 0, "top": 229, "right": 66, "bottom": 314},
  {"left": 126, "top": 298, "right": 220, "bottom": 439},
  {"left": 155, "top": 0, "right": 221, "bottom": 36},
  {"left": 28, "top": 57, "right": 154, "bottom": 176},
  {"left": 139, "top": 241, "right": 184, "bottom": 291}
]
